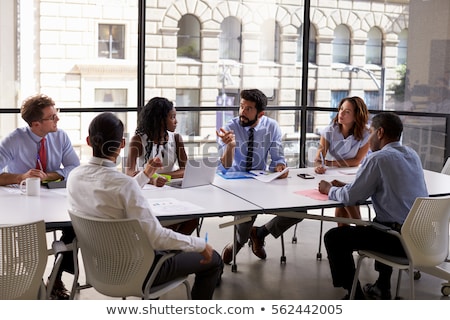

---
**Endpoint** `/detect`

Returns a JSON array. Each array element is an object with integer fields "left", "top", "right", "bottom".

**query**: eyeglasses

[{"left": 40, "top": 109, "right": 59, "bottom": 121}]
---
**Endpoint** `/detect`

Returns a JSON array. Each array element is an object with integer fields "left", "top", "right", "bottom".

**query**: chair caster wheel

[
  {"left": 414, "top": 270, "right": 421, "bottom": 280},
  {"left": 280, "top": 256, "right": 286, "bottom": 264},
  {"left": 441, "top": 285, "right": 450, "bottom": 296},
  {"left": 292, "top": 237, "right": 297, "bottom": 244},
  {"left": 231, "top": 264, "right": 237, "bottom": 273},
  {"left": 316, "top": 252, "right": 322, "bottom": 261}
]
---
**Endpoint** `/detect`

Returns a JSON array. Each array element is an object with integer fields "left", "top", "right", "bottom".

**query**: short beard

[{"left": 239, "top": 116, "right": 258, "bottom": 127}]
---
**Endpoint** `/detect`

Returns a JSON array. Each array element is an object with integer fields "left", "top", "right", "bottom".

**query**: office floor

[{"left": 48, "top": 208, "right": 450, "bottom": 300}]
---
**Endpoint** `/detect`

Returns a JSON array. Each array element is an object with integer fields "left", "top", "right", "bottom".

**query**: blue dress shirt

[
  {"left": 328, "top": 141, "right": 428, "bottom": 224},
  {"left": 0, "top": 126, "right": 80, "bottom": 180},
  {"left": 218, "top": 116, "right": 286, "bottom": 172}
]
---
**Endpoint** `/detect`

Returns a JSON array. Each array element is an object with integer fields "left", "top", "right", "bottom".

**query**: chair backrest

[
  {"left": 0, "top": 220, "right": 47, "bottom": 299},
  {"left": 401, "top": 196, "right": 450, "bottom": 267},
  {"left": 68, "top": 209, "right": 155, "bottom": 298},
  {"left": 441, "top": 157, "right": 450, "bottom": 175}
]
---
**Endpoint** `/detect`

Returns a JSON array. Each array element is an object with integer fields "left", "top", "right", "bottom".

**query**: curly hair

[
  {"left": 240, "top": 89, "right": 267, "bottom": 113},
  {"left": 136, "top": 97, "right": 174, "bottom": 143},
  {"left": 332, "top": 96, "right": 369, "bottom": 141},
  {"left": 21, "top": 94, "right": 55, "bottom": 126}
]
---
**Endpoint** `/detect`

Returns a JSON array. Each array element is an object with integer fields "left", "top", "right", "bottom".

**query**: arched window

[
  {"left": 397, "top": 29, "right": 408, "bottom": 65},
  {"left": 332, "top": 25, "right": 350, "bottom": 64},
  {"left": 366, "top": 27, "right": 383, "bottom": 65},
  {"left": 297, "top": 24, "right": 316, "bottom": 63},
  {"left": 260, "top": 19, "right": 280, "bottom": 62},
  {"left": 177, "top": 14, "right": 200, "bottom": 59},
  {"left": 219, "top": 17, "right": 241, "bottom": 61}
]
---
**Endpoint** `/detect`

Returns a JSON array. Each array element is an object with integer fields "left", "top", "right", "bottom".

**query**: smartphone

[{"left": 297, "top": 173, "right": 315, "bottom": 179}]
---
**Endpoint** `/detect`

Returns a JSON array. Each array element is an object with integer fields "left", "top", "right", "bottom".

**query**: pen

[
  {"left": 320, "top": 152, "right": 325, "bottom": 167},
  {"left": 37, "top": 155, "right": 44, "bottom": 171},
  {"left": 205, "top": 232, "right": 208, "bottom": 243}
]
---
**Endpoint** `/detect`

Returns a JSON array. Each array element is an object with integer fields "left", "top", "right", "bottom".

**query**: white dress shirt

[{"left": 67, "top": 156, "right": 205, "bottom": 252}]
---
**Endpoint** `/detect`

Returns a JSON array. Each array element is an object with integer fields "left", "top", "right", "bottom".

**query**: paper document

[
  {"left": 147, "top": 198, "right": 204, "bottom": 216},
  {"left": 294, "top": 189, "right": 329, "bottom": 201},
  {"left": 250, "top": 167, "right": 289, "bottom": 182}
]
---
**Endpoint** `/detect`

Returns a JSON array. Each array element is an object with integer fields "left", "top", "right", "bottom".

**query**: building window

[
  {"left": 297, "top": 24, "right": 317, "bottom": 64},
  {"left": 177, "top": 15, "right": 201, "bottom": 59},
  {"left": 219, "top": 17, "right": 241, "bottom": 61},
  {"left": 366, "top": 27, "right": 383, "bottom": 65},
  {"left": 260, "top": 19, "right": 280, "bottom": 62},
  {"left": 176, "top": 89, "right": 200, "bottom": 136},
  {"left": 98, "top": 24, "right": 125, "bottom": 59},
  {"left": 364, "top": 90, "right": 380, "bottom": 110},
  {"left": 332, "top": 25, "right": 350, "bottom": 64},
  {"left": 330, "top": 90, "right": 349, "bottom": 121},
  {"left": 398, "top": 29, "right": 408, "bottom": 65}
]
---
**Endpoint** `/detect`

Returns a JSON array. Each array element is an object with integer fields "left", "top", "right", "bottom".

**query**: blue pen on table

[
  {"left": 37, "top": 155, "right": 44, "bottom": 171},
  {"left": 205, "top": 232, "right": 208, "bottom": 243}
]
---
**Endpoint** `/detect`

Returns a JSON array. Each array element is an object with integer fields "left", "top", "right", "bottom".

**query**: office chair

[
  {"left": 68, "top": 209, "right": 192, "bottom": 300},
  {"left": 0, "top": 220, "right": 47, "bottom": 299},
  {"left": 350, "top": 196, "right": 450, "bottom": 299}
]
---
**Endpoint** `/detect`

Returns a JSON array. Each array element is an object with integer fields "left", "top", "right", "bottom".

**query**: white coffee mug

[{"left": 19, "top": 177, "right": 41, "bottom": 196}]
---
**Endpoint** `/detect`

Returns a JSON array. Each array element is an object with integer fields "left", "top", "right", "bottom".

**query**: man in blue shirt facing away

[
  {"left": 319, "top": 112, "right": 428, "bottom": 299},
  {"left": 217, "top": 89, "right": 303, "bottom": 264}
]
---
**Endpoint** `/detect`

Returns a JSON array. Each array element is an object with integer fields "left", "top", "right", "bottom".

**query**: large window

[{"left": 1, "top": 0, "right": 450, "bottom": 172}]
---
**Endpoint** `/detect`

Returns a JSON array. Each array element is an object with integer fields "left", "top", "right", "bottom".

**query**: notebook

[{"left": 169, "top": 157, "right": 219, "bottom": 188}]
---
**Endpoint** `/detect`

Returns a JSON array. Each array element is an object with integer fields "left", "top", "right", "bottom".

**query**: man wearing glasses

[{"left": 0, "top": 93, "right": 80, "bottom": 299}]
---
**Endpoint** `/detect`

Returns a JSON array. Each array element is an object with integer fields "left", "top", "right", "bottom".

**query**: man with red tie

[{"left": 0, "top": 94, "right": 80, "bottom": 299}]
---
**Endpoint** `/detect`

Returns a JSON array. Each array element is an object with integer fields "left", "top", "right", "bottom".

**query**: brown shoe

[
  {"left": 221, "top": 242, "right": 243, "bottom": 265},
  {"left": 48, "top": 278, "right": 69, "bottom": 300},
  {"left": 250, "top": 227, "right": 267, "bottom": 259}
]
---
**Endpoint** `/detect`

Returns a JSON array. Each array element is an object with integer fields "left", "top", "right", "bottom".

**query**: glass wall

[{"left": 1, "top": 0, "right": 449, "bottom": 172}]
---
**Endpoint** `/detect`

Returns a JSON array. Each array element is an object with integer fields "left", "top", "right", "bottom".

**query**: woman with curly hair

[{"left": 126, "top": 97, "right": 198, "bottom": 235}]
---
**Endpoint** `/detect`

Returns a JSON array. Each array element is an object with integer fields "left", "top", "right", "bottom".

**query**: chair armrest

[
  {"left": 369, "top": 221, "right": 402, "bottom": 239},
  {"left": 143, "top": 250, "right": 183, "bottom": 292}
]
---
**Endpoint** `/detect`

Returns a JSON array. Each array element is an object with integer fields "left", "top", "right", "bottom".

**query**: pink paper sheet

[{"left": 294, "top": 189, "right": 329, "bottom": 201}]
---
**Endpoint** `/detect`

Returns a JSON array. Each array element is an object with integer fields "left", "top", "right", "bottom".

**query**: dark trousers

[
  {"left": 150, "top": 250, "right": 223, "bottom": 300},
  {"left": 58, "top": 226, "right": 76, "bottom": 276},
  {"left": 324, "top": 225, "right": 406, "bottom": 291}
]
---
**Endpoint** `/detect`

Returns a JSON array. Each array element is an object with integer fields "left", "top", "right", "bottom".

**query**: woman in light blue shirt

[{"left": 314, "top": 96, "right": 370, "bottom": 225}]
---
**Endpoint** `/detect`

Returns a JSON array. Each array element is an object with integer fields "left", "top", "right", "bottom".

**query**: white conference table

[
  {"left": 213, "top": 167, "right": 450, "bottom": 215},
  {"left": 0, "top": 183, "right": 261, "bottom": 229},
  {"left": 2, "top": 167, "right": 449, "bottom": 228}
]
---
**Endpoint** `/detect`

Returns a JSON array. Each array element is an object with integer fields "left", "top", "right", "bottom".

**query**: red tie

[{"left": 37, "top": 138, "right": 47, "bottom": 172}]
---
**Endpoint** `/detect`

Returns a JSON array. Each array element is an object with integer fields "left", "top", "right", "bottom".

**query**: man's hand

[
  {"left": 331, "top": 179, "right": 346, "bottom": 187},
  {"left": 199, "top": 243, "right": 214, "bottom": 264},
  {"left": 216, "top": 128, "right": 235, "bottom": 146},
  {"left": 275, "top": 163, "right": 289, "bottom": 179},
  {"left": 318, "top": 180, "right": 332, "bottom": 195}
]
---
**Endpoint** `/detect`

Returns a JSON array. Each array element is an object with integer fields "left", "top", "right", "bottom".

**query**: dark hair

[
  {"left": 88, "top": 112, "right": 124, "bottom": 158},
  {"left": 332, "top": 96, "right": 369, "bottom": 140},
  {"left": 371, "top": 112, "right": 403, "bottom": 140},
  {"left": 240, "top": 89, "right": 267, "bottom": 113},
  {"left": 136, "top": 97, "right": 174, "bottom": 143},
  {"left": 21, "top": 94, "right": 55, "bottom": 126}
]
